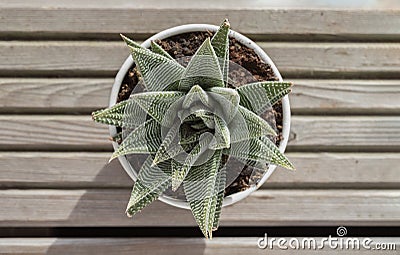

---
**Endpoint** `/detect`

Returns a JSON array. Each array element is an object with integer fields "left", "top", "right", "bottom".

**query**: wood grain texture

[
  {"left": 0, "top": 1, "right": 399, "bottom": 38},
  {"left": 289, "top": 116, "right": 400, "bottom": 151},
  {"left": 2, "top": 79, "right": 400, "bottom": 114},
  {"left": 1, "top": 115, "right": 400, "bottom": 151},
  {"left": 0, "top": 115, "right": 110, "bottom": 150},
  {"left": 0, "top": 78, "right": 113, "bottom": 113},
  {"left": 1, "top": 42, "right": 400, "bottom": 78},
  {"left": 0, "top": 237, "right": 398, "bottom": 255},
  {"left": 0, "top": 189, "right": 399, "bottom": 227},
  {"left": 290, "top": 79, "right": 400, "bottom": 114},
  {"left": 1, "top": 152, "right": 399, "bottom": 189}
]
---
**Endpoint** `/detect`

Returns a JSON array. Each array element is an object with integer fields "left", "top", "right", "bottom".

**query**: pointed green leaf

[
  {"left": 237, "top": 81, "right": 292, "bottom": 114},
  {"left": 131, "top": 91, "right": 184, "bottom": 123},
  {"left": 150, "top": 41, "right": 174, "bottom": 60},
  {"left": 182, "top": 85, "right": 211, "bottom": 109},
  {"left": 183, "top": 149, "right": 225, "bottom": 239},
  {"left": 120, "top": 34, "right": 143, "bottom": 49},
  {"left": 228, "top": 105, "right": 277, "bottom": 144},
  {"left": 92, "top": 100, "right": 140, "bottom": 128},
  {"left": 210, "top": 115, "right": 230, "bottom": 149},
  {"left": 152, "top": 123, "right": 181, "bottom": 166},
  {"left": 171, "top": 134, "right": 212, "bottom": 191},
  {"left": 228, "top": 137, "right": 295, "bottom": 170},
  {"left": 111, "top": 119, "right": 161, "bottom": 160},
  {"left": 211, "top": 19, "right": 230, "bottom": 84},
  {"left": 130, "top": 47, "right": 185, "bottom": 91},
  {"left": 179, "top": 38, "right": 224, "bottom": 91},
  {"left": 209, "top": 87, "right": 239, "bottom": 122},
  {"left": 210, "top": 165, "right": 226, "bottom": 234},
  {"left": 126, "top": 157, "right": 172, "bottom": 216},
  {"left": 179, "top": 125, "right": 206, "bottom": 145}
]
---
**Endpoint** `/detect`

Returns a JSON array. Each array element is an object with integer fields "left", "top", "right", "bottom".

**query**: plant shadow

[{"left": 45, "top": 156, "right": 206, "bottom": 255}]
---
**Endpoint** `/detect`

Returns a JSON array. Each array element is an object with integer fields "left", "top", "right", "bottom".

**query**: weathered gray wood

[
  {"left": 0, "top": 237, "right": 398, "bottom": 255},
  {"left": 0, "top": 78, "right": 113, "bottom": 113},
  {"left": 0, "top": 115, "right": 110, "bottom": 150},
  {"left": 0, "top": 0, "right": 400, "bottom": 39},
  {"left": 1, "top": 152, "right": 399, "bottom": 188},
  {"left": 1, "top": 189, "right": 399, "bottom": 227},
  {"left": 289, "top": 116, "right": 400, "bottom": 151},
  {"left": 0, "top": 42, "right": 399, "bottom": 78},
  {"left": 1, "top": 115, "right": 399, "bottom": 150},
  {"left": 2, "top": 79, "right": 400, "bottom": 114},
  {"left": 290, "top": 79, "right": 400, "bottom": 114},
  {"left": 0, "top": 152, "right": 130, "bottom": 188}
]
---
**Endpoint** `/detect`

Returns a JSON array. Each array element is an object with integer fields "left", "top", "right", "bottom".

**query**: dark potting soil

[{"left": 117, "top": 31, "right": 283, "bottom": 197}]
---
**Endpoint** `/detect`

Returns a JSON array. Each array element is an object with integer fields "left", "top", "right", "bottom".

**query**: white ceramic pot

[{"left": 109, "top": 24, "right": 291, "bottom": 210}]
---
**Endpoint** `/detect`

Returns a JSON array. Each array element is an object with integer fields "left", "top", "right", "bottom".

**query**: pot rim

[{"left": 109, "top": 23, "right": 291, "bottom": 209}]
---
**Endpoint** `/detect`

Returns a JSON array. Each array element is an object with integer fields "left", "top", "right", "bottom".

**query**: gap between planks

[
  {"left": 0, "top": 152, "right": 399, "bottom": 189},
  {"left": 1, "top": 78, "right": 400, "bottom": 115},
  {"left": 0, "top": 1, "right": 400, "bottom": 39},
  {"left": 0, "top": 115, "right": 399, "bottom": 151},
  {"left": 0, "top": 42, "right": 400, "bottom": 78},
  {"left": 0, "top": 237, "right": 399, "bottom": 255},
  {"left": 0, "top": 189, "right": 399, "bottom": 227}
]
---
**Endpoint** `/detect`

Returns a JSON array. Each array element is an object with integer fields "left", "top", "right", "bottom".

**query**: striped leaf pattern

[
  {"left": 130, "top": 47, "right": 185, "bottom": 91},
  {"left": 150, "top": 41, "right": 174, "bottom": 60},
  {"left": 211, "top": 19, "right": 230, "bottom": 84},
  {"left": 179, "top": 38, "right": 224, "bottom": 91},
  {"left": 92, "top": 19, "right": 295, "bottom": 239},
  {"left": 126, "top": 157, "right": 172, "bottom": 216},
  {"left": 237, "top": 81, "right": 292, "bottom": 114},
  {"left": 183, "top": 149, "right": 225, "bottom": 239}
]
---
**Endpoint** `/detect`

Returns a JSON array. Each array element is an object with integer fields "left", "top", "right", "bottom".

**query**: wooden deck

[{"left": 0, "top": 1, "right": 399, "bottom": 254}]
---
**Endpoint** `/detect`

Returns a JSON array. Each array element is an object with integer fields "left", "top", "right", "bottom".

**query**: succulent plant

[{"left": 92, "top": 19, "right": 294, "bottom": 239}]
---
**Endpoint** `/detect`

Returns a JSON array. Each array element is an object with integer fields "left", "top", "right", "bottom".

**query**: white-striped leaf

[
  {"left": 130, "top": 47, "right": 185, "bottom": 91},
  {"left": 171, "top": 133, "right": 212, "bottom": 191},
  {"left": 210, "top": 115, "right": 230, "bottom": 150},
  {"left": 228, "top": 106, "right": 277, "bottom": 143},
  {"left": 237, "top": 81, "right": 292, "bottom": 114},
  {"left": 228, "top": 136, "right": 295, "bottom": 170},
  {"left": 183, "top": 149, "right": 225, "bottom": 239},
  {"left": 182, "top": 85, "right": 211, "bottom": 109},
  {"left": 211, "top": 19, "right": 230, "bottom": 84},
  {"left": 152, "top": 123, "right": 181, "bottom": 166},
  {"left": 92, "top": 100, "right": 139, "bottom": 128},
  {"left": 131, "top": 91, "right": 184, "bottom": 123},
  {"left": 111, "top": 119, "right": 161, "bottom": 160},
  {"left": 126, "top": 157, "right": 172, "bottom": 216},
  {"left": 209, "top": 87, "right": 239, "bottom": 122},
  {"left": 150, "top": 41, "right": 174, "bottom": 60},
  {"left": 120, "top": 34, "right": 143, "bottom": 50},
  {"left": 179, "top": 38, "right": 224, "bottom": 91}
]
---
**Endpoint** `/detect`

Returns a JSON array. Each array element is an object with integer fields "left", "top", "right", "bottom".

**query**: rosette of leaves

[{"left": 92, "top": 19, "right": 295, "bottom": 239}]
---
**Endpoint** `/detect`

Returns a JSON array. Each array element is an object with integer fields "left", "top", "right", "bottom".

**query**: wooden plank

[
  {"left": 0, "top": 115, "right": 110, "bottom": 150},
  {"left": 0, "top": 237, "right": 399, "bottom": 255},
  {"left": 0, "top": 189, "right": 399, "bottom": 227},
  {"left": 289, "top": 116, "right": 400, "bottom": 151},
  {"left": 0, "top": 42, "right": 400, "bottom": 78},
  {"left": 0, "top": 1, "right": 400, "bottom": 39},
  {"left": 0, "top": 115, "right": 399, "bottom": 151},
  {"left": 1, "top": 152, "right": 399, "bottom": 189},
  {"left": 290, "top": 79, "right": 400, "bottom": 114},
  {"left": 0, "top": 78, "right": 113, "bottom": 113},
  {"left": 2, "top": 79, "right": 400, "bottom": 114},
  {"left": 0, "top": 152, "right": 130, "bottom": 188}
]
